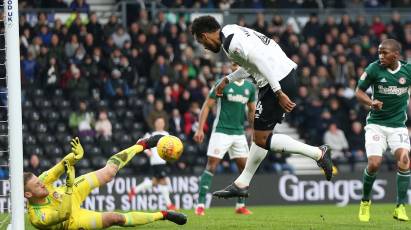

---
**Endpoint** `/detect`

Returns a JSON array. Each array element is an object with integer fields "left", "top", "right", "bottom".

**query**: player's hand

[
  {"left": 71, "top": 137, "right": 84, "bottom": 161},
  {"left": 193, "top": 130, "right": 205, "bottom": 143},
  {"left": 216, "top": 77, "right": 229, "bottom": 97},
  {"left": 371, "top": 100, "right": 383, "bottom": 111},
  {"left": 137, "top": 135, "right": 164, "bottom": 149},
  {"left": 276, "top": 91, "right": 296, "bottom": 113},
  {"left": 64, "top": 160, "right": 75, "bottom": 194}
]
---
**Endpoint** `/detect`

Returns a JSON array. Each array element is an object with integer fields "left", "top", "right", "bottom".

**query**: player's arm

[
  {"left": 39, "top": 137, "right": 84, "bottom": 184},
  {"left": 216, "top": 68, "right": 250, "bottom": 97},
  {"left": 355, "top": 72, "right": 383, "bottom": 110},
  {"left": 247, "top": 101, "right": 256, "bottom": 128},
  {"left": 249, "top": 52, "right": 295, "bottom": 112},
  {"left": 194, "top": 95, "right": 216, "bottom": 143},
  {"left": 32, "top": 161, "right": 75, "bottom": 227}
]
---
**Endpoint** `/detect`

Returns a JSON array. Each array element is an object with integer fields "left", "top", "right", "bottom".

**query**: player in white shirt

[
  {"left": 191, "top": 15, "right": 333, "bottom": 198},
  {"left": 128, "top": 117, "right": 176, "bottom": 210}
]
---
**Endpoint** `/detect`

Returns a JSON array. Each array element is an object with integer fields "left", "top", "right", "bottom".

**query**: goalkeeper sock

[
  {"left": 122, "top": 211, "right": 164, "bottom": 226},
  {"left": 158, "top": 184, "right": 172, "bottom": 206},
  {"left": 267, "top": 133, "right": 322, "bottom": 160},
  {"left": 362, "top": 168, "right": 377, "bottom": 201},
  {"left": 198, "top": 170, "right": 213, "bottom": 204},
  {"left": 107, "top": 145, "right": 143, "bottom": 170},
  {"left": 396, "top": 170, "right": 410, "bottom": 204},
  {"left": 235, "top": 143, "right": 268, "bottom": 187}
]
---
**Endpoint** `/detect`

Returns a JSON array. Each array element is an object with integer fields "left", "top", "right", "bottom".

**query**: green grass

[{"left": 3, "top": 204, "right": 411, "bottom": 229}]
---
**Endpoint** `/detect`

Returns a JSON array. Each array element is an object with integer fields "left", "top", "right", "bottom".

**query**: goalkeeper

[{"left": 24, "top": 136, "right": 187, "bottom": 230}]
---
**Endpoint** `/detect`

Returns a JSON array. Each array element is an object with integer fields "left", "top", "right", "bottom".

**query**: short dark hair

[
  {"left": 381, "top": 38, "right": 402, "bottom": 53},
  {"left": 191, "top": 16, "right": 221, "bottom": 37},
  {"left": 24, "top": 172, "right": 34, "bottom": 188}
]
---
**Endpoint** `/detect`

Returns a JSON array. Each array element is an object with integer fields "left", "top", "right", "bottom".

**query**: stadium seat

[
  {"left": 41, "top": 158, "right": 53, "bottom": 169},
  {"left": 115, "top": 108, "right": 126, "bottom": 120},
  {"left": 112, "top": 122, "right": 123, "bottom": 132},
  {"left": 91, "top": 155, "right": 107, "bottom": 169},
  {"left": 131, "top": 122, "right": 144, "bottom": 132},
  {"left": 33, "top": 89, "right": 44, "bottom": 97},
  {"left": 124, "top": 109, "right": 136, "bottom": 121},
  {"left": 56, "top": 132, "right": 72, "bottom": 146},
  {"left": 23, "top": 134, "right": 37, "bottom": 145},
  {"left": 56, "top": 123, "right": 68, "bottom": 133},
  {"left": 81, "top": 135, "right": 95, "bottom": 145},
  {"left": 59, "top": 108, "right": 72, "bottom": 121},
  {"left": 22, "top": 99, "right": 33, "bottom": 110},
  {"left": 44, "top": 145, "right": 63, "bottom": 158},
  {"left": 107, "top": 110, "right": 117, "bottom": 120},
  {"left": 77, "top": 158, "right": 91, "bottom": 169}
]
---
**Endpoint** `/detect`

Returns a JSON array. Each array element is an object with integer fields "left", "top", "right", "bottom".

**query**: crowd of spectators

[{"left": 16, "top": 3, "right": 411, "bottom": 175}]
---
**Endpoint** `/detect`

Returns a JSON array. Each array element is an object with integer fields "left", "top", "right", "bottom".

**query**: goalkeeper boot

[
  {"left": 317, "top": 145, "right": 333, "bottom": 181},
  {"left": 136, "top": 135, "right": 164, "bottom": 149},
  {"left": 161, "top": 211, "right": 187, "bottom": 225},
  {"left": 393, "top": 204, "right": 409, "bottom": 221},
  {"left": 358, "top": 200, "right": 371, "bottom": 222},
  {"left": 213, "top": 183, "right": 249, "bottom": 199}
]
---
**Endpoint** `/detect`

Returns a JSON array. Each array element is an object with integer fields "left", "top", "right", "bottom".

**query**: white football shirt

[
  {"left": 221, "top": 24, "right": 297, "bottom": 92},
  {"left": 144, "top": 130, "right": 169, "bottom": 165}
]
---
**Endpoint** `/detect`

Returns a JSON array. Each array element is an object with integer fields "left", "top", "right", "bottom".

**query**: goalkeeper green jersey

[
  {"left": 209, "top": 80, "right": 256, "bottom": 135},
  {"left": 357, "top": 60, "right": 411, "bottom": 128}
]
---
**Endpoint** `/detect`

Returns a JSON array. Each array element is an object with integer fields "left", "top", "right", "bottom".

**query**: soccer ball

[{"left": 156, "top": 135, "right": 184, "bottom": 162}]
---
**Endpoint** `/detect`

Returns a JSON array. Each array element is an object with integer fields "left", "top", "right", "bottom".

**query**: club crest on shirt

[
  {"left": 41, "top": 213, "right": 46, "bottom": 222},
  {"left": 398, "top": 77, "right": 406, "bottom": 85},
  {"left": 373, "top": 135, "right": 380, "bottom": 141},
  {"left": 244, "top": 89, "right": 250, "bottom": 95},
  {"left": 53, "top": 192, "right": 61, "bottom": 200}
]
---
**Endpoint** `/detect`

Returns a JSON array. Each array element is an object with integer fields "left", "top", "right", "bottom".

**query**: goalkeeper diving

[{"left": 24, "top": 136, "right": 187, "bottom": 229}]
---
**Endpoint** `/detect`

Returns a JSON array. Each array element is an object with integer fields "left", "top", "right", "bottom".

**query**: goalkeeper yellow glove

[
  {"left": 64, "top": 160, "right": 75, "bottom": 195},
  {"left": 63, "top": 137, "right": 84, "bottom": 165}
]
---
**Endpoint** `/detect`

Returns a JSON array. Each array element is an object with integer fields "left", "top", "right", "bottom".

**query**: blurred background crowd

[{"left": 3, "top": 0, "right": 411, "bottom": 178}]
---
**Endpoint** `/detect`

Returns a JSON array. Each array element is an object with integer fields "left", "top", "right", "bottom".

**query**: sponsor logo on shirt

[
  {"left": 53, "top": 192, "right": 61, "bottom": 200},
  {"left": 377, "top": 85, "right": 408, "bottom": 96},
  {"left": 380, "top": 78, "right": 387, "bottom": 83},
  {"left": 227, "top": 94, "right": 248, "bottom": 104}
]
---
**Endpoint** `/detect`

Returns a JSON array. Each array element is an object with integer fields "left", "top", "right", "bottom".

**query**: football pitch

[{"left": 6, "top": 204, "right": 411, "bottom": 229}]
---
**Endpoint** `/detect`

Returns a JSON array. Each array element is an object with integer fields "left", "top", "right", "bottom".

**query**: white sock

[
  {"left": 158, "top": 184, "right": 172, "bottom": 206},
  {"left": 235, "top": 203, "right": 245, "bottom": 209},
  {"left": 234, "top": 143, "right": 268, "bottom": 187},
  {"left": 270, "top": 134, "right": 322, "bottom": 160},
  {"left": 134, "top": 178, "right": 153, "bottom": 193}
]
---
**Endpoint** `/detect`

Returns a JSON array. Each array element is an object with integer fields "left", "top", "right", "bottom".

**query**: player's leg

[
  {"left": 196, "top": 156, "right": 220, "bottom": 215},
  {"left": 233, "top": 157, "right": 252, "bottom": 215},
  {"left": 127, "top": 177, "right": 153, "bottom": 201},
  {"left": 256, "top": 70, "right": 332, "bottom": 179},
  {"left": 229, "top": 134, "right": 252, "bottom": 214},
  {"left": 388, "top": 127, "right": 410, "bottom": 221},
  {"left": 73, "top": 142, "right": 150, "bottom": 204},
  {"left": 196, "top": 132, "right": 230, "bottom": 215},
  {"left": 213, "top": 72, "right": 332, "bottom": 198},
  {"left": 68, "top": 208, "right": 186, "bottom": 229},
  {"left": 157, "top": 175, "right": 176, "bottom": 210},
  {"left": 359, "top": 124, "right": 387, "bottom": 222}
]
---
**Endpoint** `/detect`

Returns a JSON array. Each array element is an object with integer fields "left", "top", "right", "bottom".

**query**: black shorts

[
  {"left": 151, "top": 164, "right": 168, "bottom": 179},
  {"left": 254, "top": 69, "right": 297, "bottom": 131}
]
